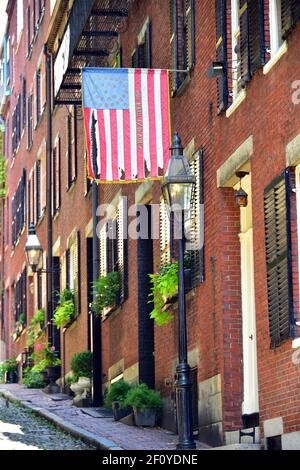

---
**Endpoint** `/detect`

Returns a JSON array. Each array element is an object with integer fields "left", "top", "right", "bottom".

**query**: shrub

[
  {"left": 104, "top": 380, "right": 132, "bottom": 409},
  {"left": 23, "top": 368, "right": 44, "bottom": 388},
  {"left": 70, "top": 351, "right": 93, "bottom": 381},
  {"left": 125, "top": 384, "right": 162, "bottom": 411}
]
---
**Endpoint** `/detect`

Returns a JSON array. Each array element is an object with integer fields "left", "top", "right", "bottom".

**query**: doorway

[{"left": 237, "top": 175, "right": 259, "bottom": 416}]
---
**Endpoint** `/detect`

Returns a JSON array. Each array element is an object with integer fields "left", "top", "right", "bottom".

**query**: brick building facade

[{"left": 0, "top": 0, "right": 300, "bottom": 449}]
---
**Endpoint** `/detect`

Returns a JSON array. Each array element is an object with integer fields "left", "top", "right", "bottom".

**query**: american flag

[{"left": 82, "top": 68, "right": 171, "bottom": 182}]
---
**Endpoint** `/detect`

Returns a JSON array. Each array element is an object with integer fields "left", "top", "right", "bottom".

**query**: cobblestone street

[{"left": 0, "top": 397, "right": 96, "bottom": 450}]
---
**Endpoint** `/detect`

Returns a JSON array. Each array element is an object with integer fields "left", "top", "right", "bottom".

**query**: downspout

[{"left": 45, "top": 46, "right": 53, "bottom": 346}]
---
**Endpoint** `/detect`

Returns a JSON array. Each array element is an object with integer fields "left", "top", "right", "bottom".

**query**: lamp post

[{"left": 162, "top": 133, "right": 196, "bottom": 450}]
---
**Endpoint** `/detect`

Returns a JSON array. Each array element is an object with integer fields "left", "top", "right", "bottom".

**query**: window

[
  {"left": 52, "top": 136, "right": 61, "bottom": 216},
  {"left": 62, "top": 231, "right": 81, "bottom": 317},
  {"left": 12, "top": 170, "right": 26, "bottom": 247},
  {"left": 170, "top": 0, "right": 195, "bottom": 93},
  {"left": 215, "top": 0, "right": 266, "bottom": 112},
  {"left": 22, "top": 77, "right": 26, "bottom": 129},
  {"left": 66, "top": 107, "right": 77, "bottom": 190},
  {"left": 15, "top": 268, "right": 27, "bottom": 325},
  {"left": 17, "top": 0, "right": 24, "bottom": 41},
  {"left": 99, "top": 197, "right": 128, "bottom": 314},
  {"left": 12, "top": 96, "right": 21, "bottom": 155},
  {"left": 27, "top": 5, "right": 31, "bottom": 57},
  {"left": 35, "top": 159, "right": 41, "bottom": 221},
  {"left": 231, "top": 0, "right": 242, "bottom": 101},
  {"left": 32, "top": 0, "right": 37, "bottom": 40},
  {"left": 131, "top": 21, "right": 152, "bottom": 68},
  {"left": 27, "top": 92, "right": 33, "bottom": 148},
  {"left": 159, "top": 148, "right": 205, "bottom": 287},
  {"left": 264, "top": 170, "right": 294, "bottom": 347},
  {"left": 36, "top": 67, "right": 42, "bottom": 124}
]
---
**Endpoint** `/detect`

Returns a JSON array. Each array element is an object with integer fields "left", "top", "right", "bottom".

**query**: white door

[{"left": 238, "top": 176, "right": 259, "bottom": 415}]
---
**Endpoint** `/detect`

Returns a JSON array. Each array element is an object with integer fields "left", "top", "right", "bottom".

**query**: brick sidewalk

[{"left": 0, "top": 384, "right": 209, "bottom": 450}]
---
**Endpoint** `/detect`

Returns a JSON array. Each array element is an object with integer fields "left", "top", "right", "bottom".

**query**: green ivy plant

[
  {"left": 92, "top": 271, "right": 121, "bottom": 316},
  {"left": 31, "top": 343, "right": 61, "bottom": 372},
  {"left": 53, "top": 289, "right": 75, "bottom": 328},
  {"left": 148, "top": 261, "right": 179, "bottom": 326}
]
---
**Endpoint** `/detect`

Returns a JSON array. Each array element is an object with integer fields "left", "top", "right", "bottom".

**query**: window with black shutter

[
  {"left": 27, "top": 93, "right": 33, "bottom": 149},
  {"left": 264, "top": 170, "right": 294, "bottom": 348},
  {"left": 66, "top": 107, "right": 77, "bottom": 190},
  {"left": 170, "top": 0, "right": 195, "bottom": 93},
  {"left": 12, "top": 170, "right": 26, "bottom": 247},
  {"left": 36, "top": 67, "right": 41, "bottom": 123},
  {"left": 22, "top": 77, "right": 26, "bottom": 129},
  {"left": 215, "top": 0, "right": 228, "bottom": 112},
  {"left": 52, "top": 137, "right": 61, "bottom": 216},
  {"left": 15, "top": 268, "right": 27, "bottom": 324},
  {"left": 99, "top": 197, "right": 128, "bottom": 315},
  {"left": 131, "top": 21, "right": 152, "bottom": 69},
  {"left": 27, "top": 5, "right": 31, "bottom": 57},
  {"left": 36, "top": 160, "right": 41, "bottom": 221}
]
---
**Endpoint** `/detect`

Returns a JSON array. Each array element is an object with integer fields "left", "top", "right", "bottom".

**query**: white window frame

[{"left": 269, "top": 0, "right": 282, "bottom": 58}]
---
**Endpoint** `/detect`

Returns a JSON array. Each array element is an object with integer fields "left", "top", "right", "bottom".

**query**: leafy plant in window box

[
  {"left": 148, "top": 255, "right": 192, "bottom": 326},
  {"left": 92, "top": 271, "right": 121, "bottom": 316},
  {"left": 52, "top": 288, "right": 75, "bottom": 328}
]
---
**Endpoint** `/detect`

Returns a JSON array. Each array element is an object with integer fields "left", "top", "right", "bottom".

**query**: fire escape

[{"left": 51, "top": 0, "right": 135, "bottom": 105}]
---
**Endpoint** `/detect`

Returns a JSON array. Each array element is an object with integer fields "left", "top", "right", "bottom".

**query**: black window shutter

[
  {"left": 239, "top": 0, "right": 251, "bottom": 87},
  {"left": 36, "top": 160, "right": 41, "bottom": 221},
  {"left": 137, "top": 44, "right": 145, "bottom": 68},
  {"left": 281, "top": 0, "right": 293, "bottom": 38},
  {"left": 215, "top": 0, "right": 228, "bottom": 113},
  {"left": 117, "top": 197, "right": 128, "bottom": 303},
  {"left": 186, "top": 0, "right": 195, "bottom": 70},
  {"left": 170, "top": 0, "right": 179, "bottom": 91},
  {"left": 22, "top": 78, "right": 26, "bottom": 129},
  {"left": 144, "top": 21, "right": 152, "bottom": 68},
  {"left": 248, "top": 0, "right": 266, "bottom": 73},
  {"left": 264, "top": 170, "right": 294, "bottom": 348},
  {"left": 131, "top": 49, "right": 138, "bottom": 68}
]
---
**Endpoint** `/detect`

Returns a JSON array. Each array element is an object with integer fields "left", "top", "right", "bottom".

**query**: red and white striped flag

[{"left": 82, "top": 68, "right": 171, "bottom": 183}]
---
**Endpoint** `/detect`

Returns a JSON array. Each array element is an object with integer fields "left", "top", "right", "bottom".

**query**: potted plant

[
  {"left": 1, "top": 358, "right": 18, "bottom": 383},
  {"left": 22, "top": 368, "right": 44, "bottom": 389},
  {"left": 70, "top": 351, "right": 93, "bottom": 406},
  {"left": 31, "top": 343, "right": 61, "bottom": 391},
  {"left": 92, "top": 271, "right": 121, "bottom": 316},
  {"left": 53, "top": 289, "right": 75, "bottom": 328},
  {"left": 124, "top": 383, "right": 162, "bottom": 427},
  {"left": 104, "top": 379, "right": 133, "bottom": 421}
]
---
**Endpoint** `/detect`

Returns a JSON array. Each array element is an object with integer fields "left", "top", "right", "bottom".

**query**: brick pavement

[{"left": 0, "top": 384, "right": 209, "bottom": 450}]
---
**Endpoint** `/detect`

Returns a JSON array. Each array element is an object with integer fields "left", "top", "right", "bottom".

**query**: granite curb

[{"left": 0, "top": 389, "right": 123, "bottom": 450}]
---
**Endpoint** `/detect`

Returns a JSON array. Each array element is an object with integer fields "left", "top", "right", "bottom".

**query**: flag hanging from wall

[{"left": 82, "top": 68, "right": 171, "bottom": 183}]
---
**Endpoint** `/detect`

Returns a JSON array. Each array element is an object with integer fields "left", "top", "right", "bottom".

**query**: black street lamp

[{"left": 162, "top": 133, "right": 196, "bottom": 450}]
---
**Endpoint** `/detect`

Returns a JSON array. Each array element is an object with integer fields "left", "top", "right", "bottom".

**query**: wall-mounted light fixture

[
  {"left": 207, "top": 61, "right": 224, "bottom": 79},
  {"left": 235, "top": 171, "right": 249, "bottom": 208}
]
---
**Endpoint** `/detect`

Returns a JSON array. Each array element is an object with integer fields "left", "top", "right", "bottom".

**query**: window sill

[
  {"left": 172, "top": 67, "right": 194, "bottom": 98},
  {"left": 53, "top": 209, "right": 60, "bottom": 222},
  {"left": 292, "top": 337, "right": 300, "bottom": 349},
  {"left": 263, "top": 41, "right": 288, "bottom": 75},
  {"left": 66, "top": 180, "right": 76, "bottom": 194},
  {"left": 225, "top": 89, "right": 247, "bottom": 118}
]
